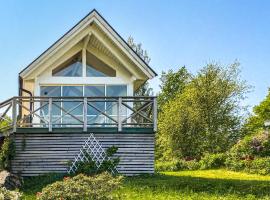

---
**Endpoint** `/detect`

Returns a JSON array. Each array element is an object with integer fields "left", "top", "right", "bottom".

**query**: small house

[{"left": 0, "top": 10, "right": 157, "bottom": 176}]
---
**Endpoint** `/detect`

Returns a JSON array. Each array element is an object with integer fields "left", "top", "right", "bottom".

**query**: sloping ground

[{"left": 22, "top": 169, "right": 270, "bottom": 200}]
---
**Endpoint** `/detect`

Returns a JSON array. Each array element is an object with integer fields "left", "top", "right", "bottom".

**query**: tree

[
  {"left": 157, "top": 62, "right": 249, "bottom": 161},
  {"left": 127, "top": 36, "right": 153, "bottom": 97},
  {"left": 243, "top": 89, "right": 270, "bottom": 134},
  {"left": 158, "top": 67, "right": 191, "bottom": 109}
]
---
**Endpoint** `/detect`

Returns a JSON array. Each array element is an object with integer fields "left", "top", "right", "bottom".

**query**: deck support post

[
  {"left": 118, "top": 97, "right": 122, "bottom": 132},
  {"left": 12, "top": 98, "right": 17, "bottom": 133},
  {"left": 48, "top": 98, "right": 52, "bottom": 132},
  {"left": 153, "top": 97, "right": 157, "bottom": 132},
  {"left": 83, "top": 97, "right": 88, "bottom": 132}
]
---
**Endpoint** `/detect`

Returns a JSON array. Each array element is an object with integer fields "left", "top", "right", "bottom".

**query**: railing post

[
  {"left": 118, "top": 97, "right": 122, "bottom": 132},
  {"left": 83, "top": 97, "right": 88, "bottom": 132},
  {"left": 153, "top": 97, "right": 157, "bottom": 132},
  {"left": 48, "top": 98, "right": 52, "bottom": 132},
  {"left": 12, "top": 98, "right": 17, "bottom": 132}
]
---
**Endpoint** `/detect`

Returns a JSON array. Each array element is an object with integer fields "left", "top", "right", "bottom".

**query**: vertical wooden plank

[
  {"left": 153, "top": 97, "right": 157, "bottom": 132},
  {"left": 12, "top": 98, "right": 17, "bottom": 132},
  {"left": 48, "top": 98, "right": 52, "bottom": 132},
  {"left": 83, "top": 97, "right": 87, "bottom": 132},
  {"left": 118, "top": 97, "right": 122, "bottom": 132}
]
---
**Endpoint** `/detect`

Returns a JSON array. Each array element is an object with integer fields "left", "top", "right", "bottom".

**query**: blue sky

[{"left": 0, "top": 0, "right": 270, "bottom": 109}]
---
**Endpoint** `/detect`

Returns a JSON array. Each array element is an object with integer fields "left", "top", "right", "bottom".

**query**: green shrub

[
  {"left": 226, "top": 131, "right": 270, "bottom": 175},
  {"left": 0, "top": 137, "right": 15, "bottom": 170},
  {"left": 155, "top": 160, "right": 179, "bottom": 171},
  {"left": 200, "top": 153, "right": 226, "bottom": 169},
  {"left": 0, "top": 187, "right": 21, "bottom": 200},
  {"left": 246, "top": 157, "right": 270, "bottom": 175},
  {"left": 156, "top": 159, "right": 201, "bottom": 171},
  {"left": 72, "top": 146, "right": 120, "bottom": 176},
  {"left": 184, "top": 160, "right": 201, "bottom": 170},
  {"left": 225, "top": 156, "right": 246, "bottom": 171},
  {"left": 229, "top": 131, "right": 270, "bottom": 160},
  {"left": 37, "top": 172, "right": 123, "bottom": 200}
]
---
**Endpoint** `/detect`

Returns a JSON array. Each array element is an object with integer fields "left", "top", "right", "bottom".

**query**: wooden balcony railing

[{"left": 0, "top": 96, "right": 157, "bottom": 133}]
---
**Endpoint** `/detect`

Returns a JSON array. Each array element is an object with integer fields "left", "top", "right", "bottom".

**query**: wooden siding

[{"left": 11, "top": 133, "right": 155, "bottom": 176}]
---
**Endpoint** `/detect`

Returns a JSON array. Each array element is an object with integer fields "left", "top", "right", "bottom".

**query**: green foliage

[
  {"left": 72, "top": 146, "right": 120, "bottom": 176},
  {"left": 158, "top": 67, "right": 191, "bottom": 109},
  {"left": 228, "top": 131, "right": 270, "bottom": 159},
  {"left": 156, "top": 159, "right": 201, "bottom": 172},
  {"left": 243, "top": 89, "right": 270, "bottom": 134},
  {"left": 226, "top": 131, "right": 270, "bottom": 175},
  {"left": 199, "top": 153, "right": 226, "bottom": 169},
  {"left": 156, "top": 153, "right": 226, "bottom": 172},
  {"left": 37, "top": 172, "right": 123, "bottom": 200},
  {"left": 0, "top": 137, "right": 15, "bottom": 170},
  {"left": 157, "top": 62, "right": 249, "bottom": 161},
  {"left": 0, "top": 117, "right": 11, "bottom": 134},
  {"left": 0, "top": 187, "right": 21, "bottom": 200}
]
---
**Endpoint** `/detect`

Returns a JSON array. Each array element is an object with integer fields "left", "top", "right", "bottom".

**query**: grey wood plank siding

[{"left": 11, "top": 133, "right": 155, "bottom": 176}]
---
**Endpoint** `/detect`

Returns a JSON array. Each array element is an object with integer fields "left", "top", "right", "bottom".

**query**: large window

[{"left": 40, "top": 85, "right": 127, "bottom": 126}]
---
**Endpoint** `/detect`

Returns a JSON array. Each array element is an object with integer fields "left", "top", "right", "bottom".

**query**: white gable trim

[{"left": 20, "top": 10, "right": 157, "bottom": 79}]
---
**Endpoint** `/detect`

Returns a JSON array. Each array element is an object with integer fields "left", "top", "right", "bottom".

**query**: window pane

[
  {"left": 106, "top": 85, "right": 127, "bottom": 115},
  {"left": 52, "top": 53, "right": 82, "bottom": 77},
  {"left": 85, "top": 86, "right": 105, "bottom": 116},
  {"left": 40, "top": 86, "right": 61, "bottom": 116},
  {"left": 40, "top": 86, "right": 61, "bottom": 97},
  {"left": 62, "top": 86, "right": 83, "bottom": 116}
]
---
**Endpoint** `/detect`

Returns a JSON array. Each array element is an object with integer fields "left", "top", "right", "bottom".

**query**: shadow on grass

[
  {"left": 21, "top": 173, "right": 64, "bottom": 198},
  {"left": 124, "top": 173, "right": 270, "bottom": 197}
]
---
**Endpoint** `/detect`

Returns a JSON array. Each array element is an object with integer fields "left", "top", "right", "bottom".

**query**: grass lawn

[{"left": 21, "top": 169, "right": 270, "bottom": 200}]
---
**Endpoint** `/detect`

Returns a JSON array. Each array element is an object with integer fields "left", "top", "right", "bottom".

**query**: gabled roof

[{"left": 19, "top": 9, "right": 157, "bottom": 79}]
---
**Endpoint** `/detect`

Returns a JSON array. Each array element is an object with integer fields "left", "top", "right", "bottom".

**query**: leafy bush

[
  {"left": 199, "top": 153, "right": 226, "bottom": 169},
  {"left": 37, "top": 172, "right": 123, "bottom": 200},
  {"left": 155, "top": 160, "right": 179, "bottom": 171},
  {"left": 226, "top": 131, "right": 270, "bottom": 175},
  {"left": 225, "top": 156, "right": 246, "bottom": 171},
  {"left": 229, "top": 131, "right": 270, "bottom": 160},
  {"left": 72, "top": 146, "right": 120, "bottom": 176},
  {"left": 156, "top": 159, "right": 200, "bottom": 171},
  {"left": 0, "top": 187, "right": 21, "bottom": 200},
  {"left": 247, "top": 157, "right": 270, "bottom": 175},
  {"left": 0, "top": 137, "right": 15, "bottom": 170}
]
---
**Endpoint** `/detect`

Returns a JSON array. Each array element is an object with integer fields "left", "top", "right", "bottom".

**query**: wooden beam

[{"left": 83, "top": 33, "right": 91, "bottom": 49}]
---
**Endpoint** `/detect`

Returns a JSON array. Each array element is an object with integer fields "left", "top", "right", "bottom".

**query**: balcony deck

[{"left": 0, "top": 96, "right": 157, "bottom": 134}]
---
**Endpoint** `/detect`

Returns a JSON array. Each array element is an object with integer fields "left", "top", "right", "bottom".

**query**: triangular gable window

[
  {"left": 52, "top": 52, "right": 82, "bottom": 77},
  {"left": 86, "top": 51, "right": 116, "bottom": 77}
]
